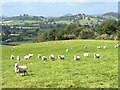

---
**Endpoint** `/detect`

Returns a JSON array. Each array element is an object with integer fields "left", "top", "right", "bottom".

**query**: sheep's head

[{"left": 15, "top": 63, "right": 18, "bottom": 67}]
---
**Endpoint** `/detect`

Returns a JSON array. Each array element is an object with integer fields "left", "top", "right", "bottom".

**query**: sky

[{"left": 1, "top": 1, "right": 119, "bottom": 17}]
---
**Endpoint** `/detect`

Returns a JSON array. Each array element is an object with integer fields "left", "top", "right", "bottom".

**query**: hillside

[{"left": 1, "top": 12, "right": 119, "bottom": 43}]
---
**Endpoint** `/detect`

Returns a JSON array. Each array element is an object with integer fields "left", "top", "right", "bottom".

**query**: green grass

[{"left": 2, "top": 40, "right": 118, "bottom": 88}]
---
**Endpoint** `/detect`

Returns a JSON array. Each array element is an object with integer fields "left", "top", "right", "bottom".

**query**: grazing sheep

[
  {"left": 74, "top": 55, "right": 80, "bottom": 60},
  {"left": 49, "top": 54, "right": 55, "bottom": 60},
  {"left": 94, "top": 52, "right": 100, "bottom": 58},
  {"left": 97, "top": 46, "right": 101, "bottom": 49},
  {"left": 114, "top": 45, "right": 117, "bottom": 48},
  {"left": 10, "top": 55, "right": 14, "bottom": 60},
  {"left": 38, "top": 54, "right": 41, "bottom": 58},
  {"left": 117, "top": 44, "right": 120, "bottom": 47},
  {"left": 42, "top": 56, "right": 47, "bottom": 60},
  {"left": 66, "top": 49, "right": 69, "bottom": 52},
  {"left": 16, "top": 56, "right": 20, "bottom": 62},
  {"left": 58, "top": 55, "right": 65, "bottom": 60},
  {"left": 103, "top": 46, "right": 107, "bottom": 49},
  {"left": 114, "top": 44, "right": 120, "bottom": 48},
  {"left": 14, "top": 63, "right": 28, "bottom": 76},
  {"left": 28, "top": 54, "right": 34, "bottom": 58},
  {"left": 24, "top": 55, "right": 30, "bottom": 60},
  {"left": 84, "top": 52, "right": 89, "bottom": 58}
]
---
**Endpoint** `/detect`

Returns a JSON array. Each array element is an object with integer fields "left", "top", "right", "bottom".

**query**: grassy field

[{"left": 2, "top": 40, "right": 118, "bottom": 88}]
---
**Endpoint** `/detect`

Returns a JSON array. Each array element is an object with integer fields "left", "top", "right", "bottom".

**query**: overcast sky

[{"left": 1, "top": 1, "right": 118, "bottom": 17}]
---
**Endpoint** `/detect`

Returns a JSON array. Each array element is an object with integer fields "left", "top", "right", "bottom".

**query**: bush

[{"left": 100, "top": 34, "right": 109, "bottom": 40}]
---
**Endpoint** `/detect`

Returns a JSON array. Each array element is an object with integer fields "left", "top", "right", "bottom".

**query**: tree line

[{"left": 1, "top": 19, "right": 119, "bottom": 43}]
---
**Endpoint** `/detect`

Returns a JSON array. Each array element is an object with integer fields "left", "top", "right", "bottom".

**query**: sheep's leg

[
  {"left": 24, "top": 71, "right": 28, "bottom": 75},
  {"left": 16, "top": 72, "right": 19, "bottom": 76}
]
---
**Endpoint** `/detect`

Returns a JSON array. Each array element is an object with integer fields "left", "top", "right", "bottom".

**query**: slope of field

[{"left": 2, "top": 40, "right": 118, "bottom": 88}]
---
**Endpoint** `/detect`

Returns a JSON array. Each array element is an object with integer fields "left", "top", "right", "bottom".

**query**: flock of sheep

[{"left": 12, "top": 43, "right": 119, "bottom": 76}]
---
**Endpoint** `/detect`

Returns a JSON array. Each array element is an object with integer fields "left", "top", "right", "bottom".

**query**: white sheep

[
  {"left": 66, "top": 49, "right": 69, "bottom": 52},
  {"left": 28, "top": 54, "right": 34, "bottom": 58},
  {"left": 84, "top": 52, "right": 89, "bottom": 57},
  {"left": 10, "top": 55, "right": 14, "bottom": 60},
  {"left": 14, "top": 63, "right": 28, "bottom": 76},
  {"left": 94, "top": 52, "right": 100, "bottom": 58},
  {"left": 103, "top": 46, "right": 107, "bottom": 49},
  {"left": 58, "top": 55, "right": 65, "bottom": 60},
  {"left": 74, "top": 55, "right": 80, "bottom": 60},
  {"left": 38, "top": 54, "right": 41, "bottom": 58},
  {"left": 114, "top": 44, "right": 120, "bottom": 48},
  {"left": 16, "top": 56, "right": 20, "bottom": 62},
  {"left": 24, "top": 55, "right": 30, "bottom": 60},
  {"left": 114, "top": 45, "right": 117, "bottom": 48},
  {"left": 97, "top": 46, "right": 101, "bottom": 49},
  {"left": 49, "top": 54, "right": 55, "bottom": 60},
  {"left": 42, "top": 56, "right": 47, "bottom": 60}
]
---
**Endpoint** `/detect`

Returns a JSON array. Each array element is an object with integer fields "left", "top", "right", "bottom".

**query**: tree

[
  {"left": 79, "top": 29, "right": 95, "bottom": 39},
  {"left": 95, "top": 19, "right": 117, "bottom": 35}
]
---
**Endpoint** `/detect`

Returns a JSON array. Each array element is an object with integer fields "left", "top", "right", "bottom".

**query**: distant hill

[
  {"left": 2, "top": 12, "right": 118, "bottom": 29},
  {"left": 103, "top": 12, "right": 118, "bottom": 19}
]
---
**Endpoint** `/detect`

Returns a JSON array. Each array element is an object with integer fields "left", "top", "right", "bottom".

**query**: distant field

[
  {"left": 55, "top": 20, "right": 73, "bottom": 25},
  {"left": 2, "top": 40, "right": 118, "bottom": 88}
]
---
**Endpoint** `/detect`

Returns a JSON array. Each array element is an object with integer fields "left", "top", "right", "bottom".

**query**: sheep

[
  {"left": 97, "top": 46, "right": 101, "bottom": 49},
  {"left": 94, "top": 52, "right": 100, "bottom": 58},
  {"left": 16, "top": 56, "right": 20, "bottom": 62},
  {"left": 24, "top": 55, "right": 30, "bottom": 60},
  {"left": 58, "top": 55, "right": 65, "bottom": 60},
  {"left": 28, "top": 54, "right": 34, "bottom": 58},
  {"left": 10, "top": 55, "right": 14, "bottom": 60},
  {"left": 66, "top": 49, "right": 69, "bottom": 52},
  {"left": 38, "top": 54, "right": 41, "bottom": 58},
  {"left": 84, "top": 52, "right": 89, "bottom": 58},
  {"left": 74, "top": 55, "right": 80, "bottom": 60},
  {"left": 114, "top": 45, "right": 117, "bottom": 48},
  {"left": 14, "top": 63, "right": 28, "bottom": 76},
  {"left": 117, "top": 44, "right": 120, "bottom": 47},
  {"left": 42, "top": 56, "right": 47, "bottom": 60},
  {"left": 49, "top": 54, "right": 55, "bottom": 60},
  {"left": 103, "top": 46, "right": 107, "bottom": 49},
  {"left": 114, "top": 44, "right": 120, "bottom": 48}
]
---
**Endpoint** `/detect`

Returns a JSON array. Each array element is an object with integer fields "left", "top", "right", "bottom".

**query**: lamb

[
  {"left": 24, "top": 55, "right": 30, "bottom": 60},
  {"left": 14, "top": 63, "right": 28, "bottom": 76},
  {"left": 66, "top": 49, "right": 69, "bottom": 52},
  {"left": 58, "top": 55, "right": 65, "bottom": 60},
  {"left": 84, "top": 52, "right": 89, "bottom": 57},
  {"left": 38, "top": 54, "right": 41, "bottom": 58},
  {"left": 42, "top": 56, "right": 47, "bottom": 60},
  {"left": 10, "top": 55, "right": 14, "bottom": 60},
  {"left": 49, "top": 54, "right": 55, "bottom": 60},
  {"left": 74, "top": 55, "right": 80, "bottom": 60},
  {"left": 16, "top": 56, "right": 20, "bottom": 62},
  {"left": 94, "top": 52, "right": 100, "bottom": 58}
]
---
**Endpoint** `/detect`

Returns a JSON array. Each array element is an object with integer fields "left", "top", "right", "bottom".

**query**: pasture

[{"left": 2, "top": 40, "right": 118, "bottom": 88}]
